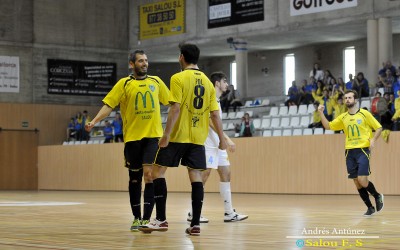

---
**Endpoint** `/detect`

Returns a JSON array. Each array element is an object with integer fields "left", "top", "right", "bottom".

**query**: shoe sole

[
  {"left": 130, "top": 228, "right": 140, "bottom": 232},
  {"left": 187, "top": 219, "right": 209, "bottom": 223},
  {"left": 138, "top": 227, "right": 168, "bottom": 233},
  {"left": 363, "top": 213, "right": 375, "bottom": 217},
  {"left": 376, "top": 194, "right": 384, "bottom": 213},
  {"left": 185, "top": 229, "right": 200, "bottom": 236},
  {"left": 224, "top": 215, "right": 249, "bottom": 222}
]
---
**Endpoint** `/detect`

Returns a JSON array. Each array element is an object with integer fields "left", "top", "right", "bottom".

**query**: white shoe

[
  {"left": 224, "top": 209, "right": 248, "bottom": 222},
  {"left": 187, "top": 212, "right": 209, "bottom": 223}
]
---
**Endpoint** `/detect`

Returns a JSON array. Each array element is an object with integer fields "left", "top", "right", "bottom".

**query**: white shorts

[{"left": 205, "top": 147, "right": 230, "bottom": 169}]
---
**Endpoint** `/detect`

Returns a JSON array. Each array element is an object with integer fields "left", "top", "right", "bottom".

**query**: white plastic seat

[
  {"left": 300, "top": 116, "right": 310, "bottom": 128},
  {"left": 278, "top": 106, "right": 288, "bottom": 116},
  {"left": 227, "top": 123, "right": 235, "bottom": 130},
  {"left": 235, "top": 111, "right": 245, "bottom": 119},
  {"left": 93, "top": 140, "right": 100, "bottom": 144},
  {"left": 221, "top": 112, "right": 228, "bottom": 119},
  {"left": 109, "top": 111, "right": 116, "bottom": 117},
  {"left": 292, "top": 128, "right": 302, "bottom": 136},
  {"left": 268, "top": 107, "right": 279, "bottom": 117},
  {"left": 303, "top": 128, "right": 313, "bottom": 135},
  {"left": 298, "top": 104, "right": 308, "bottom": 115},
  {"left": 261, "top": 118, "right": 271, "bottom": 129},
  {"left": 282, "top": 129, "right": 292, "bottom": 136},
  {"left": 261, "top": 99, "right": 270, "bottom": 106},
  {"left": 68, "top": 141, "right": 74, "bottom": 145},
  {"left": 272, "top": 129, "right": 282, "bottom": 136},
  {"left": 62, "top": 141, "right": 68, "bottom": 145},
  {"left": 262, "top": 130, "right": 272, "bottom": 137},
  {"left": 253, "top": 118, "right": 262, "bottom": 130},
  {"left": 307, "top": 104, "right": 315, "bottom": 114},
  {"left": 360, "top": 100, "right": 371, "bottom": 110},
  {"left": 246, "top": 110, "right": 254, "bottom": 117},
  {"left": 289, "top": 116, "right": 300, "bottom": 128},
  {"left": 227, "top": 112, "right": 236, "bottom": 119},
  {"left": 314, "top": 128, "right": 324, "bottom": 135},
  {"left": 325, "top": 130, "right": 335, "bottom": 135},
  {"left": 270, "top": 117, "right": 280, "bottom": 129},
  {"left": 223, "top": 123, "right": 228, "bottom": 130},
  {"left": 288, "top": 106, "right": 298, "bottom": 116},
  {"left": 244, "top": 100, "right": 253, "bottom": 107},
  {"left": 87, "top": 140, "right": 94, "bottom": 144},
  {"left": 280, "top": 117, "right": 290, "bottom": 128}
]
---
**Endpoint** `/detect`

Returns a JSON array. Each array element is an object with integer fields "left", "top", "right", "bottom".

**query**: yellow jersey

[
  {"left": 169, "top": 69, "right": 219, "bottom": 145},
  {"left": 329, "top": 109, "right": 382, "bottom": 149},
  {"left": 103, "top": 75, "right": 170, "bottom": 142}
]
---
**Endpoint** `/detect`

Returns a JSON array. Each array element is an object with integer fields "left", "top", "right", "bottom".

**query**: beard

[
  {"left": 346, "top": 102, "right": 355, "bottom": 108},
  {"left": 135, "top": 68, "right": 147, "bottom": 76}
]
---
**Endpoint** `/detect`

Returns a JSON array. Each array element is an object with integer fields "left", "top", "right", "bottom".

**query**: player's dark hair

[
  {"left": 345, "top": 89, "right": 358, "bottom": 99},
  {"left": 210, "top": 72, "right": 227, "bottom": 86},
  {"left": 179, "top": 43, "right": 200, "bottom": 64},
  {"left": 129, "top": 50, "right": 145, "bottom": 63}
]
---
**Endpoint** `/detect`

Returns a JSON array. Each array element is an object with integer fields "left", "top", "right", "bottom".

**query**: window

[
  {"left": 230, "top": 61, "right": 237, "bottom": 89},
  {"left": 343, "top": 47, "right": 355, "bottom": 81},
  {"left": 284, "top": 54, "right": 295, "bottom": 94}
]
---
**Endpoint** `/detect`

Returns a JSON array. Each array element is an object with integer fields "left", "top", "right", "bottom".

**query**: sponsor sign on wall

[
  {"left": 47, "top": 59, "right": 116, "bottom": 96},
  {"left": 290, "top": 0, "right": 358, "bottom": 16},
  {"left": 139, "top": 0, "right": 185, "bottom": 40},
  {"left": 0, "top": 56, "right": 19, "bottom": 93},
  {"left": 208, "top": 0, "right": 264, "bottom": 29}
]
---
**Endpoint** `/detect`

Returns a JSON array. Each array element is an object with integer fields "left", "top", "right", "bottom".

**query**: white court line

[
  {"left": 0, "top": 201, "right": 84, "bottom": 206},
  {"left": 286, "top": 236, "right": 380, "bottom": 239}
]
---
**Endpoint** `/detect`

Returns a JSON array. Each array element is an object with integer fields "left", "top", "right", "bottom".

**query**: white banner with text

[
  {"left": 290, "top": 0, "right": 358, "bottom": 16},
  {"left": 0, "top": 56, "right": 20, "bottom": 93}
]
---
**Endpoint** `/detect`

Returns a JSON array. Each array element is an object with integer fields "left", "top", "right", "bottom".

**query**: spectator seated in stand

[
  {"left": 112, "top": 112, "right": 123, "bottom": 142},
  {"left": 103, "top": 120, "right": 114, "bottom": 143},
  {"left": 239, "top": 113, "right": 255, "bottom": 137},
  {"left": 285, "top": 80, "right": 299, "bottom": 106},
  {"left": 67, "top": 117, "right": 76, "bottom": 141},
  {"left": 308, "top": 101, "right": 323, "bottom": 129}
]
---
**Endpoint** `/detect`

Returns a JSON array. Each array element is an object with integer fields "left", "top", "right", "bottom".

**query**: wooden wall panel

[
  {"left": 0, "top": 130, "right": 38, "bottom": 190},
  {"left": 38, "top": 133, "right": 400, "bottom": 194},
  {"left": 0, "top": 103, "right": 101, "bottom": 145}
]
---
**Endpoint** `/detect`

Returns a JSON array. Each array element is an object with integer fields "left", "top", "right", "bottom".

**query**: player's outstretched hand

[
  {"left": 85, "top": 122, "right": 95, "bottom": 132},
  {"left": 227, "top": 139, "right": 236, "bottom": 153},
  {"left": 219, "top": 139, "right": 227, "bottom": 150},
  {"left": 159, "top": 134, "right": 170, "bottom": 148},
  {"left": 318, "top": 104, "right": 325, "bottom": 113}
]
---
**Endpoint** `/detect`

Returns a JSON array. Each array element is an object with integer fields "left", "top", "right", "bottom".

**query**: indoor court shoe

[
  {"left": 375, "top": 194, "right": 384, "bottom": 212},
  {"left": 138, "top": 219, "right": 168, "bottom": 233},
  {"left": 363, "top": 207, "right": 375, "bottom": 217},
  {"left": 130, "top": 219, "right": 141, "bottom": 232},
  {"left": 187, "top": 212, "right": 209, "bottom": 223},
  {"left": 185, "top": 225, "right": 200, "bottom": 236},
  {"left": 140, "top": 219, "right": 150, "bottom": 228},
  {"left": 224, "top": 209, "right": 248, "bottom": 222}
]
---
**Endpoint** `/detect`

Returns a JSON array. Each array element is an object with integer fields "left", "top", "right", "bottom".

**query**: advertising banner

[
  {"left": 0, "top": 56, "right": 19, "bottom": 93},
  {"left": 47, "top": 59, "right": 116, "bottom": 96}
]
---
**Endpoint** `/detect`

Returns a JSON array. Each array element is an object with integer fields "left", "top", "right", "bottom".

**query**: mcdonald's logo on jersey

[
  {"left": 135, "top": 91, "right": 155, "bottom": 110},
  {"left": 347, "top": 124, "right": 360, "bottom": 137}
]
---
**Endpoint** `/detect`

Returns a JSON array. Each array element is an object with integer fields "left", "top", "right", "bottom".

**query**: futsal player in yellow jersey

[
  {"left": 318, "top": 90, "right": 384, "bottom": 216},
  {"left": 85, "top": 50, "right": 170, "bottom": 230},
  {"left": 140, "top": 43, "right": 227, "bottom": 236}
]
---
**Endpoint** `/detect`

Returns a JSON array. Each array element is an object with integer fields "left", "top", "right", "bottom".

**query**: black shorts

[
  {"left": 345, "top": 148, "right": 371, "bottom": 179},
  {"left": 154, "top": 142, "right": 206, "bottom": 170},
  {"left": 124, "top": 138, "right": 159, "bottom": 171}
]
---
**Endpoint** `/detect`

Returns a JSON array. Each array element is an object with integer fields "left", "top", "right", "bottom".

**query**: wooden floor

[{"left": 0, "top": 191, "right": 399, "bottom": 250}]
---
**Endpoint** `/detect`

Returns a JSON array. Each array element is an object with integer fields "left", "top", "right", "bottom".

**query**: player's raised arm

[
  {"left": 85, "top": 105, "right": 113, "bottom": 132},
  {"left": 317, "top": 104, "right": 330, "bottom": 130}
]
